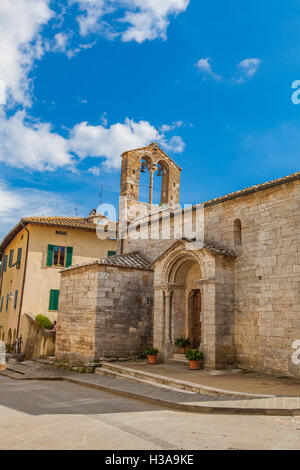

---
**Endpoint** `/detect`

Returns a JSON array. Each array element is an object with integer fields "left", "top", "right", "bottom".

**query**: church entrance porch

[{"left": 152, "top": 240, "right": 236, "bottom": 370}]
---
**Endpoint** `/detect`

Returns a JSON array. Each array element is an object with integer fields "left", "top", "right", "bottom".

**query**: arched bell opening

[
  {"left": 138, "top": 156, "right": 153, "bottom": 204},
  {"left": 152, "top": 160, "right": 169, "bottom": 205}
]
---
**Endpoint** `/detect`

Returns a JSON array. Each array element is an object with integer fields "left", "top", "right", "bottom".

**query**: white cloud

[
  {"left": 88, "top": 166, "right": 101, "bottom": 176},
  {"left": 70, "top": 117, "right": 184, "bottom": 170},
  {"left": 72, "top": 0, "right": 190, "bottom": 42},
  {"left": 0, "top": 111, "right": 185, "bottom": 172},
  {"left": 0, "top": 0, "right": 53, "bottom": 106},
  {"left": 0, "top": 0, "right": 186, "bottom": 174},
  {"left": 120, "top": 0, "right": 190, "bottom": 43},
  {"left": 0, "top": 181, "right": 77, "bottom": 239},
  {"left": 53, "top": 32, "right": 71, "bottom": 52},
  {"left": 0, "top": 0, "right": 190, "bottom": 105},
  {"left": 0, "top": 110, "right": 72, "bottom": 171},
  {"left": 195, "top": 58, "right": 222, "bottom": 81},
  {"left": 237, "top": 58, "right": 261, "bottom": 83},
  {"left": 160, "top": 121, "right": 183, "bottom": 132},
  {"left": 160, "top": 135, "right": 186, "bottom": 154},
  {"left": 0, "top": 81, "right": 6, "bottom": 105}
]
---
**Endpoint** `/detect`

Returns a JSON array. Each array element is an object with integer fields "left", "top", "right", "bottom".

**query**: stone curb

[
  {"left": 64, "top": 377, "right": 300, "bottom": 417},
  {"left": 2, "top": 370, "right": 300, "bottom": 416}
]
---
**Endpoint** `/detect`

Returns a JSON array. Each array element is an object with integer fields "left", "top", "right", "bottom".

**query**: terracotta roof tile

[
  {"left": 61, "top": 252, "right": 152, "bottom": 273},
  {"left": 0, "top": 216, "right": 97, "bottom": 256},
  {"left": 21, "top": 216, "right": 96, "bottom": 230}
]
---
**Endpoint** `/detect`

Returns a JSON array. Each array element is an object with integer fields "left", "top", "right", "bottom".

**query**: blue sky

[{"left": 0, "top": 0, "right": 300, "bottom": 239}]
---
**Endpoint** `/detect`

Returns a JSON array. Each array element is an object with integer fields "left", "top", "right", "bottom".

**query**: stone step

[
  {"left": 172, "top": 354, "right": 189, "bottom": 363},
  {"left": 0, "top": 369, "right": 26, "bottom": 380},
  {"left": 6, "top": 366, "right": 26, "bottom": 375},
  {"left": 96, "top": 367, "right": 196, "bottom": 394},
  {"left": 96, "top": 362, "right": 273, "bottom": 399}
]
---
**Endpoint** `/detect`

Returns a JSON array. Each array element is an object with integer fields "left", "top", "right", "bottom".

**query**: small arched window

[{"left": 234, "top": 219, "right": 242, "bottom": 246}]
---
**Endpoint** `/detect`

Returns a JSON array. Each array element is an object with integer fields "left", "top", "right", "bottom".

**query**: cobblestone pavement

[{"left": 2, "top": 375, "right": 300, "bottom": 450}]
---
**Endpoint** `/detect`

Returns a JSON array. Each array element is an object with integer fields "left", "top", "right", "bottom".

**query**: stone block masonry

[{"left": 56, "top": 263, "right": 153, "bottom": 365}]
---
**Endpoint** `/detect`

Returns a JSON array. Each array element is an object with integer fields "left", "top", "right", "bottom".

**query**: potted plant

[
  {"left": 144, "top": 348, "right": 159, "bottom": 364},
  {"left": 175, "top": 337, "right": 191, "bottom": 354},
  {"left": 185, "top": 349, "right": 204, "bottom": 370}
]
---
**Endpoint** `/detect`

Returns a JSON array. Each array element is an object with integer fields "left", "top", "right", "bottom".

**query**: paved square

[{"left": 2, "top": 376, "right": 300, "bottom": 450}]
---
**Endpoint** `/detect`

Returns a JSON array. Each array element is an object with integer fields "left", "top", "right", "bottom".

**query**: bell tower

[{"left": 120, "top": 142, "right": 181, "bottom": 211}]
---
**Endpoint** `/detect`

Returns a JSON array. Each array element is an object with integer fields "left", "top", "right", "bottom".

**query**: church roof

[
  {"left": 203, "top": 171, "right": 300, "bottom": 208},
  {"left": 61, "top": 251, "right": 152, "bottom": 273}
]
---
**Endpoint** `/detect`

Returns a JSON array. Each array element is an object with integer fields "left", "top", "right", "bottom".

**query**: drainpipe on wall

[
  {"left": 16, "top": 223, "right": 30, "bottom": 339},
  {"left": 0, "top": 251, "right": 4, "bottom": 300}
]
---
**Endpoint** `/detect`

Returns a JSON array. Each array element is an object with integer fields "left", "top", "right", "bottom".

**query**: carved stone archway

[{"left": 152, "top": 239, "right": 236, "bottom": 369}]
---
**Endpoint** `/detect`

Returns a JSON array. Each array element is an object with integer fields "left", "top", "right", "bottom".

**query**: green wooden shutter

[
  {"left": 14, "top": 290, "right": 18, "bottom": 309},
  {"left": 108, "top": 251, "right": 116, "bottom": 257},
  {"left": 16, "top": 248, "right": 22, "bottom": 268},
  {"left": 6, "top": 294, "right": 9, "bottom": 311},
  {"left": 0, "top": 263, "right": 2, "bottom": 277},
  {"left": 3, "top": 255, "right": 8, "bottom": 272},
  {"left": 65, "top": 247, "right": 73, "bottom": 267},
  {"left": 8, "top": 250, "right": 14, "bottom": 267},
  {"left": 49, "top": 290, "right": 54, "bottom": 310},
  {"left": 49, "top": 289, "right": 60, "bottom": 311},
  {"left": 0, "top": 297, "right": 3, "bottom": 312},
  {"left": 54, "top": 290, "right": 60, "bottom": 310},
  {"left": 46, "top": 245, "right": 54, "bottom": 267}
]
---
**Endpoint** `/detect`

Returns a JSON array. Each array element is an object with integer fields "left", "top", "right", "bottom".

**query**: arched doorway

[
  {"left": 153, "top": 240, "right": 236, "bottom": 368},
  {"left": 161, "top": 252, "right": 203, "bottom": 354}
]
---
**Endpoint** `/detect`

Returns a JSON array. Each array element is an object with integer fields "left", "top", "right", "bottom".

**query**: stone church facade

[{"left": 56, "top": 143, "right": 300, "bottom": 376}]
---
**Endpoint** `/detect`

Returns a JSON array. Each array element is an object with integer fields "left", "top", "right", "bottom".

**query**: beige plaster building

[
  {"left": 0, "top": 214, "right": 117, "bottom": 349},
  {"left": 57, "top": 143, "right": 300, "bottom": 376}
]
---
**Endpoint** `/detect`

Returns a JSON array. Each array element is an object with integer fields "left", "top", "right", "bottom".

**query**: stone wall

[
  {"left": 204, "top": 178, "right": 300, "bottom": 375},
  {"left": 137, "top": 177, "right": 299, "bottom": 375},
  {"left": 21, "top": 313, "right": 55, "bottom": 358},
  {"left": 56, "top": 263, "right": 154, "bottom": 365}
]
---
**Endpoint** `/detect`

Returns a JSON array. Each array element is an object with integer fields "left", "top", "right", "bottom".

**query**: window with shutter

[
  {"left": 6, "top": 294, "right": 9, "bottom": 311},
  {"left": 65, "top": 247, "right": 73, "bottom": 267},
  {"left": 0, "top": 297, "right": 3, "bottom": 312},
  {"left": 8, "top": 250, "right": 14, "bottom": 267},
  {"left": 3, "top": 255, "right": 8, "bottom": 272},
  {"left": 16, "top": 248, "right": 22, "bottom": 268},
  {"left": 14, "top": 291, "right": 18, "bottom": 309},
  {"left": 49, "top": 289, "right": 60, "bottom": 311},
  {"left": 46, "top": 245, "right": 54, "bottom": 267}
]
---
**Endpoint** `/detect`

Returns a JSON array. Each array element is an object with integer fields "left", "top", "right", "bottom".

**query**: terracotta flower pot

[
  {"left": 189, "top": 360, "right": 200, "bottom": 370},
  {"left": 147, "top": 355, "right": 158, "bottom": 364},
  {"left": 180, "top": 347, "right": 186, "bottom": 354}
]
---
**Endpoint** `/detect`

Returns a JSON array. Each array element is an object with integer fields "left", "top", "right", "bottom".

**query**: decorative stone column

[
  {"left": 198, "top": 277, "right": 217, "bottom": 369},
  {"left": 153, "top": 287, "right": 165, "bottom": 352},
  {"left": 163, "top": 290, "right": 173, "bottom": 358}
]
